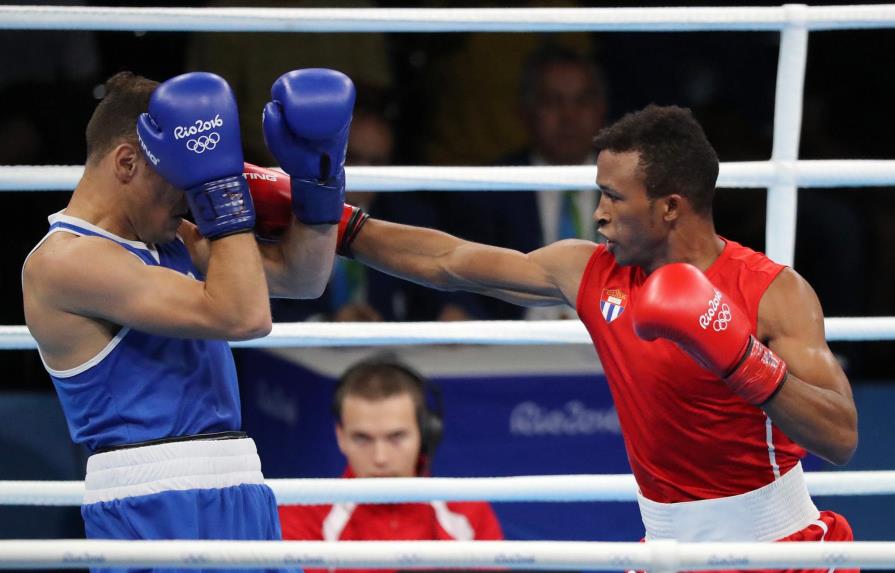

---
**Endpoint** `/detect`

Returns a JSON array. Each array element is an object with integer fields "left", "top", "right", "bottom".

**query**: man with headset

[{"left": 278, "top": 357, "right": 503, "bottom": 563}]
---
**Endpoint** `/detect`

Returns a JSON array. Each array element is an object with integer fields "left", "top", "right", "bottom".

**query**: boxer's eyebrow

[{"left": 598, "top": 183, "right": 619, "bottom": 198}]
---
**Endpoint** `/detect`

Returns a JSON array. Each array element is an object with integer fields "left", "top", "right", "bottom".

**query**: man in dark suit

[{"left": 445, "top": 45, "right": 609, "bottom": 319}]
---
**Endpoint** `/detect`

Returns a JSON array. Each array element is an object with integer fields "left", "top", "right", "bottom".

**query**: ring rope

[
  {"left": 3, "top": 318, "right": 895, "bottom": 350},
  {"left": 1, "top": 4, "right": 895, "bottom": 32},
  {"left": 4, "top": 162, "right": 895, "bottom": 192},
  {"left": 0, "top": 539, "right": 889, "bottom": 571},
  {"left": 3, "top": 471, "right": 894, "bottom": 507}
]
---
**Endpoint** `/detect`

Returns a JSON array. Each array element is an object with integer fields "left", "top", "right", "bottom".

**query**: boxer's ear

[
  {"left": 113, "top": 142, "right": 139, "bottom": 183},
  {"left": 660, "top": 193, "right": 683, "bottom": 223}
]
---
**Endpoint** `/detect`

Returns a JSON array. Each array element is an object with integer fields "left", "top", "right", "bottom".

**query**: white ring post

[{"left": 767, "top": 4, "right": 809, "bottom": 266}]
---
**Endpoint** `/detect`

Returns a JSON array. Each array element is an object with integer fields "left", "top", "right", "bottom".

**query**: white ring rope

[
  {"left": 3, "top": 471, "right": 894, "bottom": 507},
  {"left": 3, "top": 318, "right": 895, "bottom": 350},
  {"left": 0, "top": 318, "right": 891, "bottom": 350},
  {"left": 2, "top": 4, "right": 895, "bottom": 32},
  {"left": 0, "top": 539, "right": 892, "bottom": 571},
  {"left": 5, "top": 162, "right": 895, "bottom": 192}
]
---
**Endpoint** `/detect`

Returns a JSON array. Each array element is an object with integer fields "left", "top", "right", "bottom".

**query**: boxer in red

[{"left": 331, "top": 105, "right": 858, "bottom": 573}]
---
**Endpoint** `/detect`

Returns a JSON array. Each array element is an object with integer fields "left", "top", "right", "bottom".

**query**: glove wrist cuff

[
  {"left": 725, "top": 335, "right": 789, "bottom": 406},
  {"left": 186, "top": 175, "right": 256, "bottom": 240},
  {"left": 290, "top": 171, "right": 346, "bottom": 225}
]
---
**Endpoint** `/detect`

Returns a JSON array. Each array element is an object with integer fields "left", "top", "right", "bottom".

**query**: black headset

[{"left": 332, "top": 356, "right": 444, "bottom": 462}]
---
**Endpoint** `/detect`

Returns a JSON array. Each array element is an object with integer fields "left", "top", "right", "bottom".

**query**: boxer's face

[
  {"left": 116, "top": 144, "right": 187, "bottom": 244},
  {"left": 134, "top": 159, "right": 188, "bottom": 244},
  {"left": 336, "top": 393, "right": 422, "bottom": 478},
  {"left": 594, "top": 149, "right": 667, "bottom": 268}
]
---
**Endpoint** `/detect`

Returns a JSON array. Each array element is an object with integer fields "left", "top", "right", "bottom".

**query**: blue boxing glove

[
  {"left": 262, "top": 68, "right": 355, "bottom": 225},
  {"left": 137, "top": 72, "right": 254, "bottom": 240}
]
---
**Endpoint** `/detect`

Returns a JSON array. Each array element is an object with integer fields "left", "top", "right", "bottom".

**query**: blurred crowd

[{"left": 3, "top": 0, "right": 895, "bottom": 380}]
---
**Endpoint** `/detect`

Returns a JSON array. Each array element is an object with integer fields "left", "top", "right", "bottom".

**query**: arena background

[{"left": 2, "top": 0, "right": 894, "bottom": 554}]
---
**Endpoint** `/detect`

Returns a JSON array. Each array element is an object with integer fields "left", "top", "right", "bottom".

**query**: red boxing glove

[
  {"left": 632, "top": 263, "right": 788, "bottom": 406},
  {"left": 243, "top": 162, "right": 292, "bottom": 240},
  {"left": 337, "top": 203, "right": 369, "bottom": 257}
]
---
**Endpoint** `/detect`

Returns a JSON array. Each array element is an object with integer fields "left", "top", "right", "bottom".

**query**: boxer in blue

[{"left": 21, "top": 69, "right": 355, "bottom": 573}]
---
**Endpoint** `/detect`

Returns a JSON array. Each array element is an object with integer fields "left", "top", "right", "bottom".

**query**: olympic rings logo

[
  {"left": 712, "top": 303, "right": 732, "bottom": 332},
  {"left": 822, "top": 551, "right": 850, "bottom": 565},
  {"left": 186, "top": 132, "right": 221, "bottom": 154}
]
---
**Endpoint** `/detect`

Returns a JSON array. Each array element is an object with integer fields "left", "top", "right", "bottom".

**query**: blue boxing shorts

[{"left": 81, "top": 436, "right": 298, "bottom": 573}]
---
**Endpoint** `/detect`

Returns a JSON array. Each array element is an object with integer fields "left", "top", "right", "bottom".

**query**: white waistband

[
  {"left": 84, "top": 438, "right": 264, "bottom": 505},
  {"left": 637, "top": 462, "right": 820, "bottom": 542}
]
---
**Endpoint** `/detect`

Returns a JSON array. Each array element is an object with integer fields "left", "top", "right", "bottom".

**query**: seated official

[{"left": 279, "top": 357, "right": 503, "bottom": 572}]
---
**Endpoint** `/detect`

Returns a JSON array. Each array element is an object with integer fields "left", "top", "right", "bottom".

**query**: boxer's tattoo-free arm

[{"left": 351, "top": 218, "right": 594, "bottom": 308}]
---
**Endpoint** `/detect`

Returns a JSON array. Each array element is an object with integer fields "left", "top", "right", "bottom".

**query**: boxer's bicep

[
  {"left": 444, "top": 240, "right": 595, "bottom": 308},
  {"left": 760, "top": 268, "right": 850, "bottom": 398}
]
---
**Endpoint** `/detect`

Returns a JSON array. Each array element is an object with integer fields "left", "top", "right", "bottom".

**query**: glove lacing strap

[
  {"left": 724, "top": 335, "right": 789, "bottom": 406},
  {"left": 187, "top": 175, "right": 255, "bottom": 240}
]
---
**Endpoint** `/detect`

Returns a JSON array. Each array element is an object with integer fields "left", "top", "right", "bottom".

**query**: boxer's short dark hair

[
  {"left": 85, "top": 71, "right": 158, "bottom": 165},
  {"left": 593, "top": 104, "right": 719, "bottom": 215}
]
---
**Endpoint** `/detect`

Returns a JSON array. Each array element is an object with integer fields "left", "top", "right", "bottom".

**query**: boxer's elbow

[
  {"left": 221, "top": 307, "right": 273, "bottom": 340},
  {"left": 304, "top": 277, "right": 329, "bottom": 300},
  {"left": 817, "top": 413, "right": 858, "bottom": 466},
  {"left": 285, "top": 271, "right": 330, "bottom": 300},
  {"left": 826, "top": 424, "right": 858, "bottom": 466}
]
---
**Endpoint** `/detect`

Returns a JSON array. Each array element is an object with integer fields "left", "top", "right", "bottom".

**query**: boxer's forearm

[
  {"left": 204, "top": 232, "right": 272, "bottom": 338},
  {"left": 352, "top": 218, "right": 468, "bottom": 290},
  {"left": 351, "top": 219, "right": 568, "bottom": 309},
  {"left": 762, "top": 371, "right": 857, "bottom": 466},
  {"left": 261, "top": 222, "right": 336, "bottom": 299}
]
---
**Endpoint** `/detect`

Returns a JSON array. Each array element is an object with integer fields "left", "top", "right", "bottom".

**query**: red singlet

[{"left": 577, "top": 238, "right": 801, "bottom": 503}]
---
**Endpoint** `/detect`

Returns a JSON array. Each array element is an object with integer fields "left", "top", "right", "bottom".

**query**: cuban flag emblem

[{"left": 600, "top": 288, "right": 627, "bottom": 323}]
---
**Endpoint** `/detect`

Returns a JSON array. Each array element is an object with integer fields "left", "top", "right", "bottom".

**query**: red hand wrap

[
  {"left": 725, "top": 335, "right": 788, "bottom": 405},
  {"left": 337, "top": 204, "right": 369, "bottom": 258}
]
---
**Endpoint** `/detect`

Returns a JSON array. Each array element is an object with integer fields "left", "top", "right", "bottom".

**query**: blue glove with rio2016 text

[{"left": 137, "top": 71, "right": 255, "bottom": 240}]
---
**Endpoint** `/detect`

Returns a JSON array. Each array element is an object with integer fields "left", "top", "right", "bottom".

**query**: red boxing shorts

[
  {"left": 633, "top": 511, "right": 856, "bottom": 573},
  {"left": 767, "top": 510, "right": 856, "bottom": 573}
]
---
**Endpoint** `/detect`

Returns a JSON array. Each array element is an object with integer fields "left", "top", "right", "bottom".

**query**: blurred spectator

[
  {"left": 278, "top": 357, "right": 503, "bottom": 566},
  {"left": 186, "top": 0, "right": 393, "bottom": 164},
  {"left": 511, "top": 44, "right": 607, "bottom": 246},
  {"left": 419, "top": 2, "right": 595, "bottom": 166},
  {"left": 443, "top": 44, "right": 608, "bottom": 320}
]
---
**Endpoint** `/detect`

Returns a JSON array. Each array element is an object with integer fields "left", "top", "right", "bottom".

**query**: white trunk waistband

[
  {"left": 84, "top": 437, "right": 264, "bottom": 505},
  {"left": 637, "top": 462, "right": 820, "bottom": 542}
]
